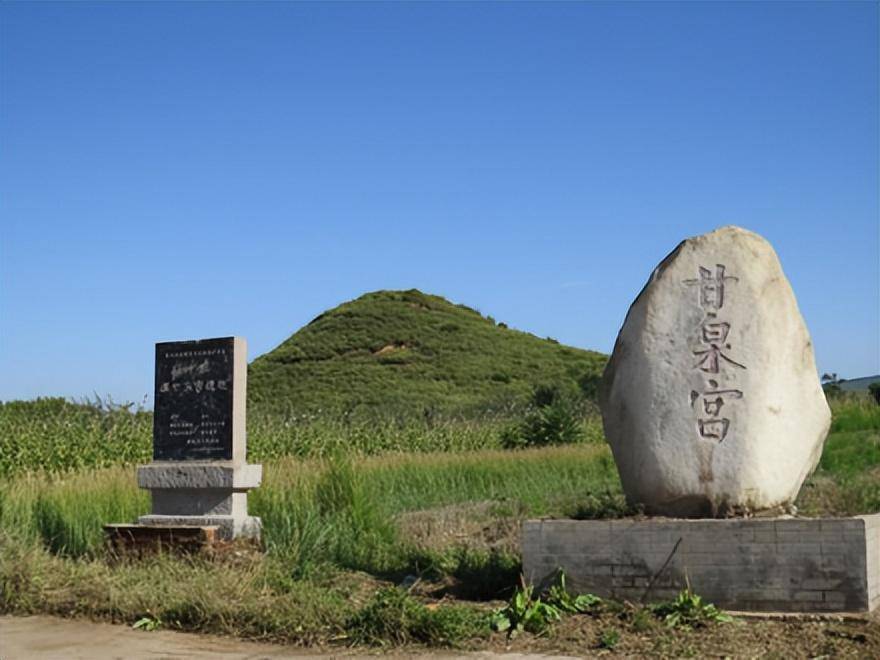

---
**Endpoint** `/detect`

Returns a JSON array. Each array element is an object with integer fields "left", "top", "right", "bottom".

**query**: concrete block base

[
  {"left": 522, "top": 514, "right": 880, "bottom": 613},
  {"left": 136, "top": 461, "right": 262, "bottom": 541},
  {"left": 137, "top": 463, "right": 262, "bottom": 489}
]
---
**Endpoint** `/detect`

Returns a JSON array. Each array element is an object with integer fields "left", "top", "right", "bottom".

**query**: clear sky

[{"left": 1, "top": 1, "right": 878, "bottom": 405}]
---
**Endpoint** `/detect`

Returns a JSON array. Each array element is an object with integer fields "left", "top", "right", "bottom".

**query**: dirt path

[
  {"left": 0, "top": 615, "right": 308, "bottom": 659},
  {"left": 0, "top": 615, "right": 576, "bottom": 660}
]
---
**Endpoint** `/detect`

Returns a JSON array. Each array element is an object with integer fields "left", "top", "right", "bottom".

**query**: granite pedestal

[{"left": 137, "top": 462, "right": 262, "bottom": 539}]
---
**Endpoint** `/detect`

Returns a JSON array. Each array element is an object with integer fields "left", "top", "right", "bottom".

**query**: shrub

[{"left": 500, "top": 385, "right": 584, "bottom": 449}]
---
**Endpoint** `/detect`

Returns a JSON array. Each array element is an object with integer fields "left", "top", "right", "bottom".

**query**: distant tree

[{"left": 821, "top": 372, "right": 844, "bottom": 397}]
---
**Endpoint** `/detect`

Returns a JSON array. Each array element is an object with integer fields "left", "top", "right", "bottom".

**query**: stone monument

[
  {"left": 135, "top": 336, "right": 262, "bottom": 540},
  {"left": 600, "top": 225, "right": 830, "bottom": 516},
  {"left": 522, "top": 227, "right": 879, "bottom": 613}
]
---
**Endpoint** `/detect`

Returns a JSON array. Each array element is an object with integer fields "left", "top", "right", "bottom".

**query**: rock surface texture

[{"left": 600, "top": 226, "right": 830, "bottom": 517}]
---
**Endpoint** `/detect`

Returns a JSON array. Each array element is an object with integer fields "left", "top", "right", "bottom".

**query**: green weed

[
  {"left": 650, "top": 587, "right": 733, "bottom": 628},
  {"left": 598, "top": 627, "right": 621, "bottom": 649},
  {"left": 491, "top": 579, "right": 561, "bottom": 637},
  {"left": 132, "top": 613, "right": 163, "bottom": 631},
  {"left": 491, "top": 571, "right": 598, "bottom": 638},
  {"left": 546, "top": 569, "right": 601, "bottom": 613}
]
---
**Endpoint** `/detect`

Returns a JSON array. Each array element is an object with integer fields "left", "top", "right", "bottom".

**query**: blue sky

[{"left": 1, "top": 2, "right": 877, "bottom": 405}]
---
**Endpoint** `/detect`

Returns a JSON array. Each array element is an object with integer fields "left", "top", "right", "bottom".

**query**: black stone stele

[{"left": 153, "top": 337, "right": 236, "bottom": 461}]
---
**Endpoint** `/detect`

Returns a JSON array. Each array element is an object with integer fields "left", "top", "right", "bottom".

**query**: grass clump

[
  {"left": 597, "top": 627, "right": 621, "bottom": 649},
  {"left": 817, "top": 429, "right": 880, "bottom": 476},
  {"left": 33, "top": 479, "right": 147, "bottom": 559},
  {"left": 402, "top": 546, "right": 522, "bottom": 601},
  {"left": 797, "top": 409, "right": 880, "bottom": 517},
  {"left": 347, "top": 586, "right": 488, "bottom": 647}
]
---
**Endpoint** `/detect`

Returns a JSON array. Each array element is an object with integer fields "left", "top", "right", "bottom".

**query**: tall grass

[
  {"left": 1, "top": 468, "right": 149, "bottom": 557},
  {"left": 1, "top": 447, "right": 616, "bottom": 571},
  {"left": 829, "top": 394, "right": 880, "bottom": 433},
  {"left": 0, "top": 444, "right": 619, "bottom": 640},
  {"left": 356, "top": 446, "right": 617, "bottom": 515}
]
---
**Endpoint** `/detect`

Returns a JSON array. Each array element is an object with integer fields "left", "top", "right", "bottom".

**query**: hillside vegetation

[{"left": 248, "top": 289, "right": 607, "bottom": 417}]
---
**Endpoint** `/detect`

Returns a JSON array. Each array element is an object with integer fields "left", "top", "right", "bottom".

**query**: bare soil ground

[
  {"left": 476, "top": 609, "right": 880, "bottom": 658},
  {"left": 3, "top": 611, "right": 878, "bottom": 659},
  {"left": 0, "top": 615, "right": 577, "bottom": 660},
  {"left": 0, "top": 615, "right": 306, "bottom": 659}
]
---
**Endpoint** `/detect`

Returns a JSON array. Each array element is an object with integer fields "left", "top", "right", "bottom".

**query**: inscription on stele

[
  {"left": 153, "top": 337, "right": 236, "bottom": 461},
  {"left": 683, "top": 264, "right": 746, "bottom": 444}
]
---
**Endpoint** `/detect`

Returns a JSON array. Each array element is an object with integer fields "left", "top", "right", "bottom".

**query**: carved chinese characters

[
  {"left": 684, "top": 265, "right": 745, "bottom": 444},
  {"left": 600, "top": 227, "right": 831, "bottom": 517},
  {"left": 153, "top": 337, "right": 238, "bottom": 460}
]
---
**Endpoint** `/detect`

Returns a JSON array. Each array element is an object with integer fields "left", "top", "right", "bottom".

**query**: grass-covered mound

[{"left": 248, "top": 289, "right": 607, "bottom": 417}]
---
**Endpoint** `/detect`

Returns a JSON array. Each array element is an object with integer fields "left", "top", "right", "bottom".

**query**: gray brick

[
  {"left": 776, "top": 529, "right": 829, "bottom": 544},
  {"left": 777, "top": 520, "right": 823, "bottom": 533},
  {"left": 522, "top": 516, "right": 877, "bottom": 613},
  {"left": 821, "top": 541, "right": 859, "bottom": 556},
  {"left": 779, "top": 542, "right": 823, "bottom": 556}
]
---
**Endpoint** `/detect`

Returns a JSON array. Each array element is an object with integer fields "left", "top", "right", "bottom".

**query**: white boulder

[{"left": 600, "top": 226, "right": 830, "bottom": 516}]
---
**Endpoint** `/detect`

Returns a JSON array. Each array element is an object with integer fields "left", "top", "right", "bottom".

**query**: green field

[
  {"left": 1, "top": 395, "right": 879, "bottom": 650},
  {"left": 0, "top": 396, "right": 609, "bottom": 477}
]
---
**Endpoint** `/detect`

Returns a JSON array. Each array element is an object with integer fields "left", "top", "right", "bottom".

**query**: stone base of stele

[
  {"left": 135, "top": 462, "right": 262, "bottom": 541},
  {"left": 522, "top": 515, "right": 880, "bottom": 613}
]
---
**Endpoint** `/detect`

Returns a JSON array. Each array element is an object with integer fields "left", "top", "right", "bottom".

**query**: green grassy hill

[{"left": 248, "top": 289, "right": 607, "bottom": 417}]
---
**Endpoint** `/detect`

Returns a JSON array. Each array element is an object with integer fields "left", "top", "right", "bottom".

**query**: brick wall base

[{"left": 522, "top": 515, "right": 880, "bottom": 613}]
